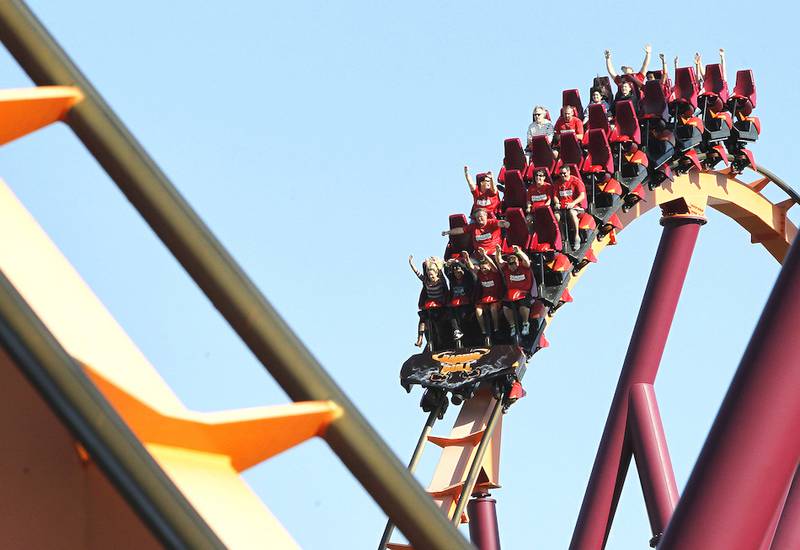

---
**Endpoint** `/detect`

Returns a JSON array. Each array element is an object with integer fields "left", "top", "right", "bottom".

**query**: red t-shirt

[
  {"left": 526, "top": 183, "right": 553, "bottom": 210},
  {"left": 555, "top": 117, "right": 584, "bottom": 137},
  {"left": 477, "top": 269, "right": 504, "bottom": 303},
  {"left": 471, "top": 187, "right": 501, "bottom": 215},
  {"left": 468, "top": 219, "right": 502, "bottom": 254},
  {"left": 554, "top": 175, "right": 587, "bottom": 209},
  {"left": 501, "top": 264, "right": 533, "bottom": 301},
  {"left": 614, "top": 72, "right": 645, "bottom": 85}
]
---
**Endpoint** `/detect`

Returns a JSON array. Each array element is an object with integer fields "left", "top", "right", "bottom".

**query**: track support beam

[
  {"left": 659, "top": 235, "right": 800, "bottom": 550},
  {"left": 467, "top": 492, "right": 501, "bottom": 550},
  {"left": 569, "top": 214, "right": 704, "bottom": 550}
]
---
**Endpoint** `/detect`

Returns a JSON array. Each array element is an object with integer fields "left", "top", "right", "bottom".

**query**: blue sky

[{"left": 2, "top": 1, "right": 798, "bottom": 548}]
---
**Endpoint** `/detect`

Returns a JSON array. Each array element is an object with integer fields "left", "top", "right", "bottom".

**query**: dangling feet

[
  {"left": 415, "top": 333, "right": 424, "bottom": 347},
  {"left": 509, "top": 325, "right": 517, "bottom": 338},
  {"left": 483, "top": 333, "right": 492, "bottom": 347},
  {"left": 453, "top": 329, "right": 463, "bottom": 341},
  {"left": 521, "top": 322, "right": 530, "bottom": 336}
]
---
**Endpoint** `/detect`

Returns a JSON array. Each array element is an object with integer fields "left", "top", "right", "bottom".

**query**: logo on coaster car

[{"left": 432, "top": 348, "right": 490, "bottom": 374}]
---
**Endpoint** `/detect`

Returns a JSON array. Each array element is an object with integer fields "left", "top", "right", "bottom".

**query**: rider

[
  {"left": 464, "top": 249, "right": 504, "bottom": 346},
  {"left": 605, "top": 44, "right": 651, "bottom": 87},
  {"left": 526, "top": 168, "right": 553, "bottom": 223},
  {"left": 409, "top": 255, "right": 448, "bottom": 349},
  {"left": 494, "top": 244, "right": 536, "bottom": 338},
  {"left": 442, "top": 208, "right": 511, "bottom": 256},
  {"left": 444, "top": 252, "right": 477, "bottom": 345},
  {"left": 553, "top": 165, "right": 587, "bottom": 251},
  {"left": 464, "top": 165, "right": 500, "bottom": 218}
]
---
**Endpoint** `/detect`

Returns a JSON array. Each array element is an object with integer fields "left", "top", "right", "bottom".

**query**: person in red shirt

[
  {"left": 553, "top": 165, "right": 587, "bottom": 251},
  {"left": 526, "top": 169, "right": 553, "bottom": 223},
  {"left": 465, "top": 249, "right": 504, "bottom": 346},
  {"left": 605, "top": 45, "right": 651, "bottom": 86},
  {"left": 494, "top": 244, "right": 537, "bottom": 338},
  {"left": 409, "top": 255, "right": 448, "bottom": 349},
  {"left": 464, "top": 165, "right": 500, "bottom": 217},
  {"left": 442, "top": 208, "right": 510, "bottom": 255},
  {"left": 554, "top": 105, "right": 585, "bottom": 142}
]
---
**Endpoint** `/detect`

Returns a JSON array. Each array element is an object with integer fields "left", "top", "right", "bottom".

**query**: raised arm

[
  {"left": 494, "top": 244, "right": 506, "bottom": 267},
  {"left": 719, "top": 48, "right": 727, "bottom": 82},
  {"left": 674, "top": 55, "right": 679, "bottom": 72},
  {"left": 512, "top": 245, "right": 531, "bottom": 268},
  {"left": 408, "top": 254, "right": 423, "bottom": 280},
  {"left": 461, "top": 251, "right": 477, "bottom": 273},
  {"left": 694, "top": 52, "right": 705, "bottom": 80},
  {"left": 486, "top": 171, "right": 498, "bottom": 194},
  {"left": 639, "top": 44, "right": 652, "bottom": 75},
  {"left": 659, "top": 53, "right": 668, "bottom": 84},
  {"left": 464, "top": 165, "right": 476, "bottom": 192},
  {"left": 477, "top": 248, "right": 498, "bottom": 271},
  {"left": 604, "top": 49, "right": 618, "bottom": 80}
]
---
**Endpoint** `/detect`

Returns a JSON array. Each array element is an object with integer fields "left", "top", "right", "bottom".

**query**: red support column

[
  {"left": 628, "top": 383, "right": 679, "bottom": 541},
  {"left": 659, "top": 237, "right": 800, "bottom": 550},
  {"left": 467, "top": 492, "right": 501, "bottom": 550},
  {"left": 569, "top": 215, "right": 704, "bottom": 550},
  {"left": 771, "top": 466, "right": 800, "bottom": 550}
]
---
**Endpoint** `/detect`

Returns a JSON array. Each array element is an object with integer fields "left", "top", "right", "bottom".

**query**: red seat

[
  {"left": 641, "top": 80, "right": 669, "bottom": 121},
  {"left": 591, "top": 76, "right": 613, "bottom": 102},
  {"left": 503, "top": 137, "right": 527, "bottom": 172},
  {"left": 557, "top": 132, "right": 584, "bottom": 169},
  {"left": 527, "top": 135, "right": 557, "bottom": 172},
  {"left": 562, "top": 89, "right": 584, "bottom": 120},
  {"left": 610, "top": 100, "right": 641, "bottom": 144},
  {"left": 503, "top": 207, "right": 530, "bottom": 250},
  {"left": 585, "top": 103, "right": 611, "bottom": 142},
  {"left": 582, "top": 128, "right": 614, "bottom": 174},
  {"left": 502, "top": 169, "right": 527, "bottom": 211},
  {"left": 700, "top": 63, "right": 729, "bottom": 106},
  {"left": 728, "top": 69, "right": 757, "bottom": 116},
  {"left": 530, "top": 206, "right": 562, "bottom": 252},
  {"left": 444, "top": 214, "right": 472, "bottom": 258},
  {"left": 672, "top": 67, "right": 699, "bottom": 110}
]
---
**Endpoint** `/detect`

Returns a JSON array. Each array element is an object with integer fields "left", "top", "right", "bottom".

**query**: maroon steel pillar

[
  {"left": 628, "top": 383, "right": 679, "bottom": 539},
  {"left": 659, "top": 236, "right": 800, "bottom": 550},
  {"left": 467, "top": 492, "right": 501, "bottom": 550},
  {"left": 569, "top": 215, "right": 704, "bottom": 550},
  {"left": 771, "top": 466, "right": 800, "bottom": 550}
]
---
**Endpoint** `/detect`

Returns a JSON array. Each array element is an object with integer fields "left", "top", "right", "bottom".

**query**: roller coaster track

[
  {"left": 1, "top": 3, "right": 798, "bottom": 549},
  {"left": 380, "top": 159, "right": 799, "bottom": 549}
]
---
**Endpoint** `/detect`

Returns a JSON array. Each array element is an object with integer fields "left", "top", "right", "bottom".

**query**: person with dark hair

[
  {"left": 612, "top": 80, "right": 640, "bottom": 114},
  {"left": 464, "top": 165, "right": 500, "bottom": 218},
  {"left": 444, "top": 252, "right": 477, "bottom": 344},
  {"left": 494, "top": 245, "right": 536, "bottom": 338},
  {"left": 464, "top": 249, "right": 504, "bottom": 346},
  {"left": 442, "top": 208, "right": 510, "bottom": 256},
  {"left": 526, "top": 169, "right": 553, "bottom": 224},
  {"left": 586, "top": 88, "right": 612, "bottom": 121},
  {"left": 553, "top": 165, "right": 587, "bottom": 251},
  {"left": 409, "top": 255, "right": 448, "bottom": 349}
]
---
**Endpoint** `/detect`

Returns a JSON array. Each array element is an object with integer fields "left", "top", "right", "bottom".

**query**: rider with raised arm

[
  {"left": 553, "top": 165, "right": 587, "bottom": 251},
  {"left": 409, "top": 255, "right": 448, "bottom": 349},
  {"left": 442, "top": 208, "right": 511, "bottom": 256},
  {"left": 694, "top": 48, "right": 727, "bottom": 85},
  {"left": 464, "top": 249, "right": 504, "bottom": 346},
  {"left": 605, "top": 44, "right": 651, "bottom": 86},
  {"left": 494, "top": 244, "right": 536, "bottom": 338},
  {"left": 444, "top": 252, "right": 477, "bottom": 345},
  {"left": 464, "top": 165, "right": 500, "bottom": 218}
]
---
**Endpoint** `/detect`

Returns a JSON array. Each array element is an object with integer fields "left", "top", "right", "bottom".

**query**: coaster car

[
  {"left": 725, "top": 69, "right": 760, "bottom": 173},
  {"left": 400, "top": 345, "right": 528, "bottom": 404},
  {"left": 498, "top": 137, "right": 528, "bottom": 184}
]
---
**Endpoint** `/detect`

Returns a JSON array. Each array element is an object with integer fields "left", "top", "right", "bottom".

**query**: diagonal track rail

[{"left": 0, "top": 1, "right": 470, "bottom": 548}]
